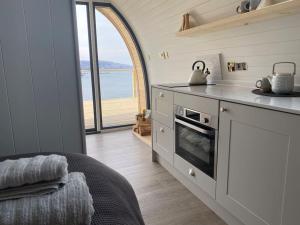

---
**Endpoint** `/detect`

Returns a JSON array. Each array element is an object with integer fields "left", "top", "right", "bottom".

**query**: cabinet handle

[
  {"left": 159, "top": 92, "right": 164, "bottom": 98},
  {"left": 220, "top": 107, "right": 227, "bottom": 112},
  {"left": 159, "top": 127, "right": 165, "bottom": 133},
  {"left": 188, "top": 168, "right": 195, "bottom": 177}
]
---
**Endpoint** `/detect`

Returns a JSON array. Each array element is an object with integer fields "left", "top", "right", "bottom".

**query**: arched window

[{"left": 75, "top": 2, "right": 149, "bottom": 132}]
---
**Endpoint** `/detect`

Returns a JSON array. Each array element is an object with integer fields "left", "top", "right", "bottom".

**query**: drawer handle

[
  {"left": 159, "top": 92, "right": 164, "bottom": 98},
  {"left": 188, "top": 168, "right": 195, "bottom": 177},
  {"left": 159, "top": 127, "right": 165, "bottom": 133},
  {"left": 220, "top": 107, "right": 227, "bottom": 112}
]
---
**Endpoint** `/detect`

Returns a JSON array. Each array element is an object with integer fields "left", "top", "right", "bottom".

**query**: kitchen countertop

[{"left": 153, "top": 84, "right": 300, "bottom": 115}]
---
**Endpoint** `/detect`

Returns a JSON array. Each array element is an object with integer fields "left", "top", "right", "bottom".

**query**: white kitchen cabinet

[
  {"left": 152, "top": 87, "right": 174, "bottom": 128},
  {"left": 152, "top": 120, "right": 174, "bottom": 164},
  {"left": 217, "top": 101, "right": 300, "bottom": 225}
]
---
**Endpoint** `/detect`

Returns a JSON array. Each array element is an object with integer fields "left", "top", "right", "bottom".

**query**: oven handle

[{"left": 175, "top": 118, "right": 213, "bottom": 135}]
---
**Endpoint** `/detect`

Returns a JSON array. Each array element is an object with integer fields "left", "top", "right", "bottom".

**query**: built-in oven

[{"left": 174, "top": 105, "right": 218, "bottom": 179}]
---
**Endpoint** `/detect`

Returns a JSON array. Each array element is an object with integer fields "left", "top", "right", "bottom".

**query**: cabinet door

[
  {"left": 152, "top": 120, "right": 174, "bottom": 164},
  {"left": 217, "top": 101, "right": 300, "bottom": 225},
  {"left": 152, "top": 87, "right": 174, "bottom": 128}
]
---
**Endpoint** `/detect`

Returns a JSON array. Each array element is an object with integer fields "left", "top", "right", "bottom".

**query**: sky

[{"left": 76, "top": 5, "right": 132, "bottom": 66}]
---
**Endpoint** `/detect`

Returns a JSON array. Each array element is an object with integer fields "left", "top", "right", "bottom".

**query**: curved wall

[
  {"left": 111, "top": 0, "right": 300, "bottom": 85},
  {"left": 96, "top": 5, "right": 148, "bottom": 111},
  {"left": 0, "top": 0, "right": 85, "bottom": 156}
]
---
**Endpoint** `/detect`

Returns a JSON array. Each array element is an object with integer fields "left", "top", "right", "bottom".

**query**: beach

[{"left": 81, "top": 70, "right": 138, "bottom": 128}]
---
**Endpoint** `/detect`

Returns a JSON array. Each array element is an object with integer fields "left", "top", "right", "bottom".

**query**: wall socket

[{"left": 227, "top": 62, "right": 248, "bottom": 72}]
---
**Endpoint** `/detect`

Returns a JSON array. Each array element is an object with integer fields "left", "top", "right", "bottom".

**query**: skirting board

[
  {"left": 153, "top": 151, "right": 244, "bottom": 225},
  {"left": 132, "top": 131, "right": 152, "bottom": 147}
]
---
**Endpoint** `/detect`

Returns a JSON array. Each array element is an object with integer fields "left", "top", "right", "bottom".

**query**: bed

[{"left": 0, "top": 152, "right": 145, "bottom": 225}]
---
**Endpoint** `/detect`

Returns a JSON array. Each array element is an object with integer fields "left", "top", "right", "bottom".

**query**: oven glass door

[{"left": 175, "top": 117, "right": 215, "bottom": 179}]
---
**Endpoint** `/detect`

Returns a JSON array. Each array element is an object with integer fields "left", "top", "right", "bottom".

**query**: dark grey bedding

[{"left": 0, "top": 153, "right": 145, "bottom": 225}]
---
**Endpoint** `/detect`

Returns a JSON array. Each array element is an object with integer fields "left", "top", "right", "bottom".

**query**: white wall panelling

[
  {"left": 0, "top": 0, "right": 85, "bottom": 156},
  {"left": 111, "top": 0, "right": 300, "bottom": 85}
]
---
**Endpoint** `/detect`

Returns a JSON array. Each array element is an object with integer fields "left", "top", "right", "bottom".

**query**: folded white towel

[
  {"left": 0, "top": 174, "right": 68, "bottom": 201},
  {"left": 0, "top": 172, "right": 94, "bottom": 225},
  {"left": 0, "top": 154, "right": 68, "bottom": 189}
]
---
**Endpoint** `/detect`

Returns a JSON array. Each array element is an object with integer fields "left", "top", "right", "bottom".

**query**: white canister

[
  {"left": 268, "top": 74, "right": 294, "bottom": 94},
  {"left": 268, "top": 62, "right": 296, "bottom": 94}
]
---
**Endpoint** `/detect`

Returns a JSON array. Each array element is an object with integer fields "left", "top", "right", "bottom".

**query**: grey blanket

[
  {"left": 0, "top": 154, "right": 68, "bottom": 189},
  {"left": 0, "top": 175, "right": 68, "bottom": 201},
  {"left": 0, "top": 172, "right": 94, "bottom": 225}
]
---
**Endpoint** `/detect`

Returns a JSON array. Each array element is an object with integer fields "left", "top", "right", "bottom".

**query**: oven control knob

[
  {"left": 204, "top": 118, "right": 209, "bottom": 124},
  {"left": 188, "top": 168, "right": 195, "bottom": 177}
]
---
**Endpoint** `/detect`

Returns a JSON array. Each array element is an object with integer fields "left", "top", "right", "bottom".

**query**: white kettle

[
  {"left": 188, "top": 61, "right": 210, "bottom": 85},
  {"left": 267, "top": 62, "right": 296, "bottom": 94}
]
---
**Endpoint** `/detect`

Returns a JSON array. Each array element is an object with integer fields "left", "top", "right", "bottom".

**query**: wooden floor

[
  {"left": 83, "top": 97, "right": 138, "bottom": 129},
  {"left": 86, "top": 130, "right": 226, "bottom": 225}
]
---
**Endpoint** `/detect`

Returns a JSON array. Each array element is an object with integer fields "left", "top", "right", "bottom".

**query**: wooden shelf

[{"left": 176, "top": 0, "right": 300, "bottom": 37}]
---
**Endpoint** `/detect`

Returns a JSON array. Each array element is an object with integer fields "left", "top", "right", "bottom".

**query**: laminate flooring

[{"left": 86, "top": 130, "right": 226, "bottom": 225}]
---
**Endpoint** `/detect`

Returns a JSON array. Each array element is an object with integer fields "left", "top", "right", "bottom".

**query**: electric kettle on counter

[
  {"left": 268, "top": 62, "right": 296, "bottom": 94},
  {"left": 188, "top": 60, "right": 210, "bottom": 85}
]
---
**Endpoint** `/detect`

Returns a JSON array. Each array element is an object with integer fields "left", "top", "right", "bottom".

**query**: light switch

[
  {"left": 159, "top": 51, "right": 169, "bottom": 60},
  {"left": 165, "top": 51, "right": 169, "bottom": 59},
  {"left": 160, "top": 52, "right": 166, "bottom": 59}
]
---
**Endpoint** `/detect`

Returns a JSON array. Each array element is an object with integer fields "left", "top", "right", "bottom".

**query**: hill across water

[{"left": 80, "top": 60, "right": 132, "bottom": 70}]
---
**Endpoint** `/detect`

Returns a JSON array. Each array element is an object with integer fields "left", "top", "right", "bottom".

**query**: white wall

[
  {"left": 0, "top": 0, "right": 85, "bottom": 156},
  {"left": 111, "top": 0, "right": 300, "bottom": 86}
]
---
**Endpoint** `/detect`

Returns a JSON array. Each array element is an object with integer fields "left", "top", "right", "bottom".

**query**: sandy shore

[{"left": 83, "top": 97, "right": 138, "bottom": 128}]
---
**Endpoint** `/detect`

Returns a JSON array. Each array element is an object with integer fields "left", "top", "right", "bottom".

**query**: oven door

[{"left": 175, "top": 117, "right": 217, "bottom": 179}]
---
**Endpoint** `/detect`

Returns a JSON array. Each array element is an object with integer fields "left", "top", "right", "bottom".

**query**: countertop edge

[{"left": 152, "top": 84, "right": 300, "bottom": 116}]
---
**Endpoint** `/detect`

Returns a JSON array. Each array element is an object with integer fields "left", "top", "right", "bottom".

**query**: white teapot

[
  {"left": 268, "top": 62, "right": 296, "bottom": 94},
  {"left": 188, "top": 60, "right": 210, "bottom": 85}
]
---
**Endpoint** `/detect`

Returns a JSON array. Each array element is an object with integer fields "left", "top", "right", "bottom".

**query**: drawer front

[
  {"left": 174, "top": 92, "right": 219, "bottom": 128},
  {"left": 152, "top": 120, "right": 174, "bottom": 164},
  {"left": 174, "top": 154, "right": 216, "bottom": 199},
  {"left": 152, "top": 87, "right": 174, "bottom": 128}
]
